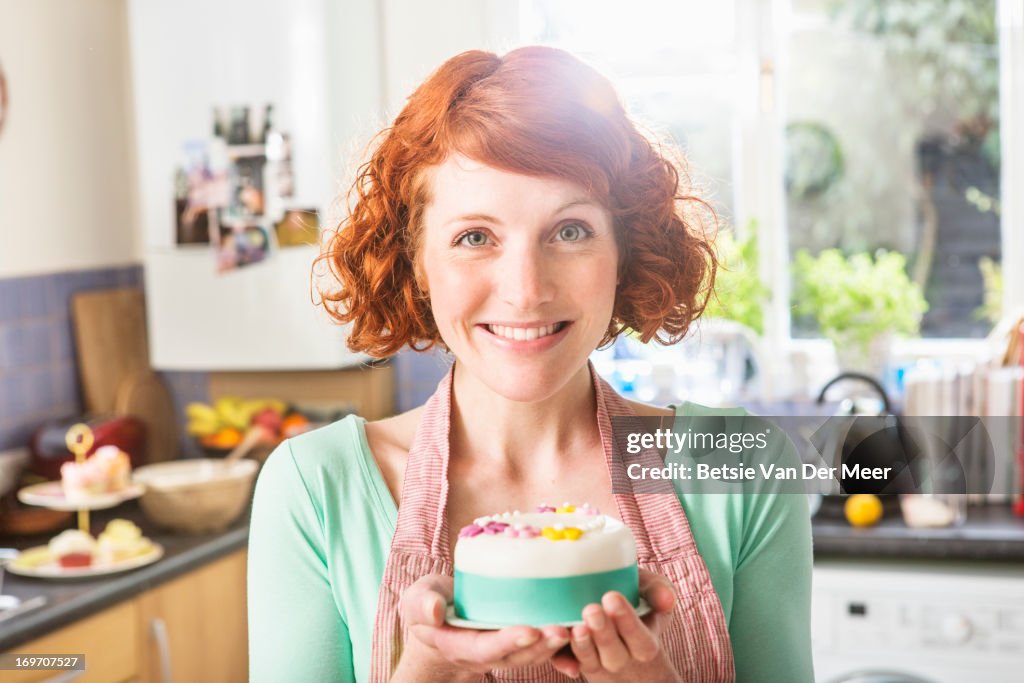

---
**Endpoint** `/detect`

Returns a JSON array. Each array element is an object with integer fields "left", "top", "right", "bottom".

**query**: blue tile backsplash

[{"left": 0, "top": 265, "right": 210, "bottom": 455}]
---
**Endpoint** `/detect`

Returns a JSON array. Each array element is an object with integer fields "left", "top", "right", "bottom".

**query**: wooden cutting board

[
  {"left": 114, "top": 370, "right": 179, "bottom": 463},
  {"left": 72, "top": 288, "right": 179, "bottom": 463},
  {"left": 72, "top": 288, "right": 150, "bottom": 413}
]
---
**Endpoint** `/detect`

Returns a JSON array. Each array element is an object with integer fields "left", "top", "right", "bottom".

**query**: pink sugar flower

[{"left": 483, "top": 521, "right": 509, "bottom": 535}]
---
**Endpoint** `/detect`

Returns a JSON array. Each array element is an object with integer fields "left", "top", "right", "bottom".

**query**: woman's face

[{"left": 418, "top": 154, "right": 619, "bottom": 403}]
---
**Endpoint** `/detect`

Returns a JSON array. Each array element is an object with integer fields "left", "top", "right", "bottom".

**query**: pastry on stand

[{"left": 9, "top": 424, "right": 162, "bottom": 579}]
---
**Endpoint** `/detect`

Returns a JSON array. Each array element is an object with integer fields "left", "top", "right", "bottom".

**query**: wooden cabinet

[
  {"left": 2, "top": 601, "right": 138, "bottom": 683},
  {"left": 136, "top": 550, "right": 247, "bottom": 683},
  {"left": 3, "top": 549, "right": 247, "bottom": 683}
]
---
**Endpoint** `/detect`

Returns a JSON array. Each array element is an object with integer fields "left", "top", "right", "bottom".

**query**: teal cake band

[{"left": 454, "top": 565, "right": 639, "bottom": 626}]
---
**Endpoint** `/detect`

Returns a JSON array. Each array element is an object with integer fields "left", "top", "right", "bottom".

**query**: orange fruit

[
  {"left": 844, "top": 494, "right": 883, "bottom": 528},
  {"left": 200, "top": 427, "right": 243, "bottom": 450},
  {"left": 281, "top": 413, "right": 311, "bottom": 437}
]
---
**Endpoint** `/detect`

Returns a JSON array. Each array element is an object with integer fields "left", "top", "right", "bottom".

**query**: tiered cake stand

[{"left": 9, "top": 424, "right": 162, "bottom": 579}]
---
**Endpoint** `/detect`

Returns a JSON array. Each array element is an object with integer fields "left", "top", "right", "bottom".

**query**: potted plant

[
  {"left": 704, "top": 227, "right": 771, "bottom": 335},
  {"left": 792, "top": 248, "right": 928, "bottom": 376}
]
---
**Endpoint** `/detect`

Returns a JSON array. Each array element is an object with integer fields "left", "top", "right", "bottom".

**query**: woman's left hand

[{"left": 550, "top": 569, "right": 680, "bottom": 682}]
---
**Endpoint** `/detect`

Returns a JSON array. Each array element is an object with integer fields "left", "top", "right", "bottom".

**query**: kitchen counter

[
  {"left": 812, "top": 500, "right": 1024, "bottom": 561},
  {"left": 0, "top": 500, "right": 248, "bottom": 652}
]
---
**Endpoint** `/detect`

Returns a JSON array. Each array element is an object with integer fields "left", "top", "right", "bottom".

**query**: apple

[{"left": 251, "top": 407, "right": 283, "bottom": 435}]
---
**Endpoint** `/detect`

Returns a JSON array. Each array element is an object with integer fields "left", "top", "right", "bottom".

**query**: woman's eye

[
  {"left": 557, "top": 223, "right": 590, "bottom": 242},
  {"left": 456, "top": 230, "right": 489, "bottom": 247}
]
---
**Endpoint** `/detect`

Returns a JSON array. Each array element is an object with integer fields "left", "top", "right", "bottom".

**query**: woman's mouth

[{"left": 484, "top": 321, "right": 568, "bottom": 341}]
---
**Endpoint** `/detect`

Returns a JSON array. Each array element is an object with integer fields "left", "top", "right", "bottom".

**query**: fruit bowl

[
  {"left": 187, "top": 397, "right": 311, "bottom": 463},
  {"left": 132, "top": 459, "right": 258, "bottom": 533}
]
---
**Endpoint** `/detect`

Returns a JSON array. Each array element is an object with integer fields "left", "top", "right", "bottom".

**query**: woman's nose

[{"left": 497, "top": 247, "right": 554, "bottom": 311}]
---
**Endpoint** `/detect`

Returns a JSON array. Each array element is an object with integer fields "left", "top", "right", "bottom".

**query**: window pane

[
  {"left": 520, "top": 0, "right": 739, "bottom": 223},
  {"left": 784, "top": 0, "right": 1001, "bottom": 338}
]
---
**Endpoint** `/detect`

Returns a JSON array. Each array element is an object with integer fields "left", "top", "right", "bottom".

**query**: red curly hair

[{"left": 318, "top": 46, "right": 718, "bottom": 357}]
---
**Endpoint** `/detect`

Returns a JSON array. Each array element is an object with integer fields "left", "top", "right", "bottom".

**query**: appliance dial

[{"left": 940, "top": 614, "right": 973, "bottom": 644}]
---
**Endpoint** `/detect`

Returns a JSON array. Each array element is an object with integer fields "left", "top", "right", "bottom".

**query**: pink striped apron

[{"left": 369, "top": 362, "right": 734, "bottom": 681}]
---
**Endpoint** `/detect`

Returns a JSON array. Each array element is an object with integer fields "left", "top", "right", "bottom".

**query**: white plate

[
  {"left": 6, "top": 542, "right": 164, "bottom": 580},
  {"left": 17, "top": 481, "right": 145, "bottom": 511},
  {"left": 446, "top": 598, "right": 651, "bottom": 630}
]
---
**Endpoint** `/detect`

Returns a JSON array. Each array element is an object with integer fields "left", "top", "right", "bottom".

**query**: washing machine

[{"left": 812, "top": 559, "right": 1024, "bottom": 683}]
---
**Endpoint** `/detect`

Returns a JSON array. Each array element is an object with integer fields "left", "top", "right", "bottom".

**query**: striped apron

[{"left": 369, "top": 362, "right": 734, "bottom": 681}]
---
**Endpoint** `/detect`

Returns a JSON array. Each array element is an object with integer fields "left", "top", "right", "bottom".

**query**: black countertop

[
  {"left": 0, "top": 501, "right": 249, "bottom": 652},
  {"left": 1, "top": 496, "right": 1022, "bottom": 651},
  {"left": 812, "top": 498, "right": 1024, "bottom": 561}
]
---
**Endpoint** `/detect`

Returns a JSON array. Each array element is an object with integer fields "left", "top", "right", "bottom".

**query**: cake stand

[
  {"left": 16, "top": 424, "right": 144, "bottom": 532},
  {"left": 9, "top": 424, "right": 162, "bottom": 580}
]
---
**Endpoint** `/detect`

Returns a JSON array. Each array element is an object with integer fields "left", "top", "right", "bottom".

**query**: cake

[
  {"left": 453, "top": 503, "right": 639, "bottom": 626},
  {"left": 97, "top": 519, "right": 152, "bottom": 563},
  {"left": 60, "top": 445, "right": 132, "bottom": 500},
  {"left": 48, "top": 529, "right": 97, "bottom": 568}
]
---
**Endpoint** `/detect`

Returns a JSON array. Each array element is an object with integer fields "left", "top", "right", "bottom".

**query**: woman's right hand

[{"left": 393, "top": 574, "right": 572, "bottom": 682}]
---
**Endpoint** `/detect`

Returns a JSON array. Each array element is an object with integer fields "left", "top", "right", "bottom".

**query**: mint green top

[{"left": 247, "top": 405, "right": 814, "bottom": 682}]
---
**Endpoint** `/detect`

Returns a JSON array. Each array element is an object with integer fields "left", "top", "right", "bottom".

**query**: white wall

[
  {"left": 379, "top": 0, "right": 520, "bottom": 116},
  {"left": 0, "top": 0, "right": 139, "bottom": 277}
]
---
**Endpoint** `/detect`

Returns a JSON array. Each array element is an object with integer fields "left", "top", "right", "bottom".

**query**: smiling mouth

[{"left": 483, "top": 322, "right": 569, "bottom": 341}]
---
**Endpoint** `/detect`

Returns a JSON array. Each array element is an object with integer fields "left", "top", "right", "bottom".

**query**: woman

[{"left": 248, "top": 46, "right": 813, "bottom": 682}]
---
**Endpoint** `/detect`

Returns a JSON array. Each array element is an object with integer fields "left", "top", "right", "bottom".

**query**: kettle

[
  {"left": 814, "top": 372, "right": 912, "bottom": 495},
  {"left": 816, "top": 371, "right": 893, "bottom": 419}
]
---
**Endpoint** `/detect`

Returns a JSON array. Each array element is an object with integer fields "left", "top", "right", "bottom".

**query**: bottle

[
  {"left": 212, "top": 107, "right": 225, "bottom": 139},
  {"left": 261, "top": 104, "right": 274, "bottom": 144},
  {"left": 228, "top": 107, "right": 250, "bottom": 145}
]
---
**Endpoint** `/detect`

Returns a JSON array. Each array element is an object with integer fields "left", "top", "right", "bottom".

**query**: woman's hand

[
  {"left": 550, "top": 569, "right": 681, "bottom": 682},
  {"left": 393, "top": 574, "right": 572, "bottom": 682}
]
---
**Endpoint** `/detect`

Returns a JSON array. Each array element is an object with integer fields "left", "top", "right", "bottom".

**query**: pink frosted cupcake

[
  {"left": 60, "top": 458, "right": 107, "bottom": 500},
  {"left": 60, "top": 446, "right": 132, "bottom": 500},
  {"left": 91, "top": 446, "right": 131, "bottom": 491}
]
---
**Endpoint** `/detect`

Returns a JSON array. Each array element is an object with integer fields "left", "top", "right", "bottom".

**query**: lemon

[{"left": 844, "top": 494, "right": 883, "bottom": 528}]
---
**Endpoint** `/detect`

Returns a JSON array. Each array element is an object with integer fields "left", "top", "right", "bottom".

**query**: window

[
  {"left": 784, "top": 0, "right": 1001, "bottom": 339},
  {"left": 519, "top": 0, "right": 1019, "bottom": 344},
  {"left": 520, "top": 0, "right": 741, "bottom": 223}
]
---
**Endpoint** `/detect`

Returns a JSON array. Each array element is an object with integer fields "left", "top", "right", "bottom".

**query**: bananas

[{"left": 185, "top": 397, "right": 287, "bottom": 437}]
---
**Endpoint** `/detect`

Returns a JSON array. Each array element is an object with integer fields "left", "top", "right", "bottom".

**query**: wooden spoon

[{"left": 223, "top": 426, "right": 273, "bottom": 465}]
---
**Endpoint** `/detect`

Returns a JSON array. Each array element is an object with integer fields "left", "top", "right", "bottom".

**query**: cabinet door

[
  {"left": 2, "top": 601, "right": 138, "bottom": 683},
  {"left": 136, "top": 549, "right": 247, "bottom": 683}
]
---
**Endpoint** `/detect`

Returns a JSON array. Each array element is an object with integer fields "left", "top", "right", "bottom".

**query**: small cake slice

[
  {"left": 48, "top": 529, "right": 97, "bottom": 568},
  {"left": 97, "top": 519, "right": 152, "bottom": 563},
  {"left": 12, "top": 546, "right": 53, "bottom": 570},
  {"left": 453, "top": 503, "right": 638, "bottom": 626}
]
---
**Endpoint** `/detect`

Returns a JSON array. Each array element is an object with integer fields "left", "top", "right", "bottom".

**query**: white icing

[
  {"left": 49, "top": 530, "right": 97, "bottom": 556},
  {"left": 454, "top": 512, "right": 636, "bottom": 578}
]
